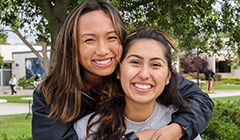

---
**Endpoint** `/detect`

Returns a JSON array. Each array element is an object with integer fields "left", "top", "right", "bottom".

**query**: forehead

[
  {"left": 78, "top": 10, "right": 115, "bottom": 34},
  {"left": 126, "top": 39, "right": 166, "bottom": 58}
]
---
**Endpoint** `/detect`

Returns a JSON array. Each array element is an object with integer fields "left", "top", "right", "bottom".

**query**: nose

[
  {"left": 138, "top": 65, "right": 151, "bottom": 80},
  {"left": 96, "top": 40, "right": 110, "bottom": 56}
]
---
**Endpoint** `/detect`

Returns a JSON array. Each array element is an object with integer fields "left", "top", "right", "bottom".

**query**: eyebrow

[
  {"left": 81, "top": 31, "right": 117, "bottom": 38},
  {"left": 127, "top": 54, "right": 165, "bottom": 63}
]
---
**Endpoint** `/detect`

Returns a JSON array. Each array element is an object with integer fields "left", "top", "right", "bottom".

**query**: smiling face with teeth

[
  {"left": 120, "top": 39, "right": 171, "bottom": 106},
  {"left": 78, "top": 10, "right": 122, "bottom": 83}
]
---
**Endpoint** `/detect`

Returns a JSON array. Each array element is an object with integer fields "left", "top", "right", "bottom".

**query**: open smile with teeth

[
  {"left": 94, "top": 58, "right": 112, "bottom": 65},
  {"left": 134, "top": 83, "right": 152, "bottom": 89}
]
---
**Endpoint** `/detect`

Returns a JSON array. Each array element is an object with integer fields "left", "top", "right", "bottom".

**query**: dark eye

[
  {"left": 84, "top": 39, "right": 94, "bottom": 42},
  {"left": 108, "top": 36, "right": 118, "bottom": 40},
  {"left": 152, "top": 63, "right": 161, "bottom": 67},
  {"left": 131, "top": 60, "right": 140, "bottom": 65}
]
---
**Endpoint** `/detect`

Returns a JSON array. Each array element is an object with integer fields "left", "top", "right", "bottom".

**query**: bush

[
  {"left": 180, "top": 52, "right": 208, "bottom": 73},
  {"left": 222, "top": 77, "right": 240, "bottom": 81},
  {"left": 219, "top": 77, "right": 240, "bottom": 84},
  {"left": 213, "top": 74, "right": 222, "bottom": 81},
  {"left": 234, "top": 81, "right": 240, "bottom": 85},
  {"left": 188, "top": 72, "right": 205, "bottom": 80},
  {"left": 17, "top": 76, "right": 35, "bottom": 88},
  {"left": 200, "top": 100, "right": 240, "bottom": 139}
]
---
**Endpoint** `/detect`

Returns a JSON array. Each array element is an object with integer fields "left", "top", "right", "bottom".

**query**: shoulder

[
  {"left": 177, "top": 75, "right": 195, "bottom": 88},
  {"left": 155, "top": 102, "right": 178, "bottom": 114},
  {"left": 74, "top": 113, "right": 99, "bottom": 127},
  {"left": 33, "top": 86, "right": 44, "bottom": 97},
  {"left": 74, "top": 113, "right": 92, "bottom": 126},
  {"left": 74, "top": 113, "right": 100, "bottom": 139},
  {"left": 32, "top": 86, "right": 47, "bottom": 106}
]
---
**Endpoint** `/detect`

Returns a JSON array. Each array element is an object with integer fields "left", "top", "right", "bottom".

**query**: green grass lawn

[
  {"left": 0, "top": 114, "right": 32, "bottom": 139},
  {"left": 200, "top": 84, "right": 240, "bottom": 90},
  {"left": 212, "top": 96, "right": 240, "bottom": 103},
  {"left": 0, "top": 95, "right": 33, "bottom": 103}
]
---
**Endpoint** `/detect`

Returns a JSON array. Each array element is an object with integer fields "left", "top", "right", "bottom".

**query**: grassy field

[
  {"left": 0, "top": 95, "right": 33, "bottom": 103},
  {"left": 212, "top": 96, "right": 240, "bottom": 103},
  {"left": 0, "top": 114, "right": 32, "bottom": 139},
  {"left": 200, "top": 84, "right": 240, "bottom": 90}
]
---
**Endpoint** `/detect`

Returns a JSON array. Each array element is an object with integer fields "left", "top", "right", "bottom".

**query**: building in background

[
  {"left": 208, "top": 49, "right": 240, "bottom": 77},
  {"left": 0, "top": 44, "right": 50, "bottom": 89}
]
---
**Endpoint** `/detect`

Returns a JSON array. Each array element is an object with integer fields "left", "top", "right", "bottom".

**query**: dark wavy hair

[
  {"left": 87, "top": 27, "right": 187, "bottom": 140},
  {"left": 40, "top": 0, "right": 126, "bottom": 122}
]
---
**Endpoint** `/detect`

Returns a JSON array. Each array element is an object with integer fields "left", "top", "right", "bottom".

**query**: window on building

[
  {"left": 215, "top": 61, "right": 231, "bottom": 73},
  {"left": 3, "top": 71, "right": 11, "bottom": 86},
  {"left": 3, "top": 63, "right": 12, "bottom": 69}
]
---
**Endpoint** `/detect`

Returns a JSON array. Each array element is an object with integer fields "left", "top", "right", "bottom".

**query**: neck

[
  {"left": 83, "top": 71, "right": 103, "bottom": 90},
  {"left": 124, "top": 101, "right": 155, "bottom": 122}
]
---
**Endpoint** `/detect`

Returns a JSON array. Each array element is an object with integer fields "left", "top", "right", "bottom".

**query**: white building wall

[
  {"left": 12, "top": 51, "right": 50, "bottom": 82},
  {"left": 233, "top": 69, "right": 240, "bottom": 77},
  {"left": 0, "top": 45, "right": 50, "bottom": 88},
  {"left": 208, "top": 56, "right": 215, "bottom": 73},
  {"left": 0, "top": 44, "right": 46, "bottom": 62}
]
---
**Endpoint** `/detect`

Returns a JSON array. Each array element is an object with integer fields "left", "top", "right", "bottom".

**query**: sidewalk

[
  {"left": 0, "top": 89, "right": 240, "bottom": 116},
  {"left": 0, "top": 89, "right": 34, "bottom": 116},
  {"left": 208, "top": 90, "right": 240, "bottom": 98},
  {"left": 0, "top": 89, "right": 34, "bottom": 97}
]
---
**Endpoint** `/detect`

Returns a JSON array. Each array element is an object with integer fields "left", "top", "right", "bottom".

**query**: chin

[{"left": 98, "top": 70, "right": 115, "bottom": 77}]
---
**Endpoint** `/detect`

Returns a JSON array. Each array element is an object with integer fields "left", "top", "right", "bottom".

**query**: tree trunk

[
  {"left": 40, "top": 0, "right": 69, "bottom": 72},
  {"left": 42, "top": 42, "right": 50, "bottom": 74},
  {"left": 14, "top": 29, "right": 50, "bottom": 75}
]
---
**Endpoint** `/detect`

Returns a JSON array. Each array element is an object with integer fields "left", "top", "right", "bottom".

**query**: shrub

[
  {"left": 17, "top": 76, "right": 35, "bottom": 88},
  {"left": 200, "top": 100, "right": 240, "bottom": 139},
  {"left": 180, "top": 52, "right": 208, "bottom": 73},
  {"left": 234, "top": 81, "right": 240, "bottom": 85},
  {"left": 188, "top": 72, "right": 205, "bottom": 80},
  {"left": 219, "top": 77, "right": 240, "bottom": 84},
  {"left": 186, "top": 77, "right": 193, "bottom": 79},
  {"left": 222, "top": 77, "right": 240, "bottom": 81},
  {"left": 213, "top": 74, "right": 222, "bottom": 81}
]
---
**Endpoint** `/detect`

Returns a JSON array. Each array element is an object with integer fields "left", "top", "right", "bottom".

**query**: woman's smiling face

[
  {"left": 78, "top": 10, "right": 122, "bottom": 79},
  {"left": 120, "top": 39, "right": 171, "bottom": 105}
]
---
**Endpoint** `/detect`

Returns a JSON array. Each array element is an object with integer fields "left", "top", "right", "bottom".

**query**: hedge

[{"left": 200, "top": 100, "right": 240, "bottom": 139}]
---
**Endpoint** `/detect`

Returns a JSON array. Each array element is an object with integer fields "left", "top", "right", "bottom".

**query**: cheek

[
  {"left": 120, "top": 64, "right": 136, "bottom": 84},
  {"left": 112, "top": 42, "right": 122, "bottom": 61},
  {"left": 79, "top": 45, "right": 94, "bottom": 59},
  {"left": 153, "top": 70, "right": 169, "bottom": 83}
]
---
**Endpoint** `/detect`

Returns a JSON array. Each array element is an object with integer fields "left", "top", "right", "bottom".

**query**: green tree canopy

[
  {"left": 0, "top": 27, "right": 8, "bottom": 44},
  {"left": 0, "top": 0, "right": 240, "bottom": 70},
  {"left": 0, "top": 54, "right": 3, "bottom": 67}
]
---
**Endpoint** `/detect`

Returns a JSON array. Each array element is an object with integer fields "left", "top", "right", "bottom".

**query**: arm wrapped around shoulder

[{"left": 170, "top": 75, "right": 214, "bottom": 140}]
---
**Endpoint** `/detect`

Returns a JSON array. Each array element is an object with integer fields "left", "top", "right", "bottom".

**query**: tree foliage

[
  {"left": 0, "top": 0, "right": 240, "bottom": 71},
  {"left": 0, "top": 27, "right": 8, "bottom": 44},
  {"left": 116, "top": 0, "right": 240, "bottom": 68},
  {"left": 0, "top": 54, "right": 3, "bottom": 67}
]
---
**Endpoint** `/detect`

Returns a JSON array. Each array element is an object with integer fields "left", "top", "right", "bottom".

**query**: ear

[
  {"left": 116, "top": 72, "right": 120, "bottom": 80},
  {"left": 116, "top": 62, "right": 121, "bottom": 79},
  {"left": 165, "top": 71, "right": 171, "bottom": 85}
]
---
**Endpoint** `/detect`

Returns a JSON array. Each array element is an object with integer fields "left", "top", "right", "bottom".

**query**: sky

[{"left": 3, "top": 25, "right": 36, "bottom": 45}]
